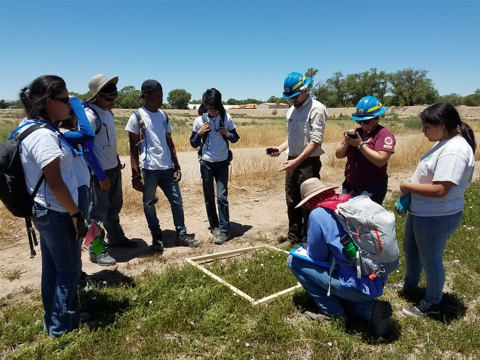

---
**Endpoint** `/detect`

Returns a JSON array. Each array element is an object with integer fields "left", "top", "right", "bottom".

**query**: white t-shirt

[
  {"left": 19, "top": 122, "right": 78, "bottom": 212},
  {"left": 125, "top": 107, "right": 174, "bottom": 170},
  {"left": 85, "top": 103, "right": 119, "bottom": 170},
  {"left": 410, "top": 135, "right": 475, "bottom": 216},
  {"left": 192, "top": 113, "right": 236, "bottom": 163}
]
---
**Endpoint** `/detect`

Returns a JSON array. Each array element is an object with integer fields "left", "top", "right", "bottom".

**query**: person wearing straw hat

[
  {"left": 287, "top": 178, "right": 393, "bottom": 338},
  {"left": 267, "top": 72, "right": 327, "bottom": 245},
  {"left": 335, "top": 95, "right": 395, "bottom": 205},
  {"left": 84, "top": 74, "right": 136, "bottom": 266}
]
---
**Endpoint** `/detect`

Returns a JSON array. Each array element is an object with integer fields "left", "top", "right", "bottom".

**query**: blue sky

[{"left": 1, "top": 0, "right": 479, "bottom": 102}]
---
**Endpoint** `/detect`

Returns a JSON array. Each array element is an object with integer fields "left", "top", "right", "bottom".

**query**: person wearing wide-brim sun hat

[
  {"left": 287, "top": 178, "right": 394, "bottom": 338},
  {"left": 267, "top": 71, "right": 328, "bottom": 245},
  {"left": 335, "top": 95, "right": 396, "bottom": 205},
  {"left": 84, "top": 74, "right": 137, "bottom": 267}
]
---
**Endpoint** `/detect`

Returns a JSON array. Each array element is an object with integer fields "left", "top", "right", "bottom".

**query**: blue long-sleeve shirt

[{"left": 62, "top": 97, "right": 106, "bottom": 181}]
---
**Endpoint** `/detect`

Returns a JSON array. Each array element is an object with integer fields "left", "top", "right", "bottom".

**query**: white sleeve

[{"left": 125, "top": 113, "right": 139, "bottom": 135}]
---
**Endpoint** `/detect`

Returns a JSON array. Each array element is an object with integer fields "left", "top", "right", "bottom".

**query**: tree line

[{"left": 1, "top": 67, "right": 479, "bottom": 109}]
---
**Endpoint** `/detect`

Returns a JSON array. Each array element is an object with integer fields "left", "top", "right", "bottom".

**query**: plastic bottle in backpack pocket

[{"left": 340, "top": 234, "right": 357, "bottom": 261}]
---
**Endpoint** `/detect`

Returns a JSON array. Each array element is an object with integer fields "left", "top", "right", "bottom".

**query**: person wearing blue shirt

[{"left": 287, "top": 178, "right": 393, "bottom": 338}]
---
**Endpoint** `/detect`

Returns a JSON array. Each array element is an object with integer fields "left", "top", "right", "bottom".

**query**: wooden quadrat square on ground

[{"left": 185, "top": 245, "right": 302, "bottom": 306}]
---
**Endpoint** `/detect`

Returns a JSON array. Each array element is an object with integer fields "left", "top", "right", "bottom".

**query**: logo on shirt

[{"left": 384, "top": 136, "right": 393, "bottom": 149}]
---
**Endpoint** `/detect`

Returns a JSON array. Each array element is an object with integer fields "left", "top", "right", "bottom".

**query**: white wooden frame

[{"left": 185, "top": 245, "right": 302, "bottom": 306}]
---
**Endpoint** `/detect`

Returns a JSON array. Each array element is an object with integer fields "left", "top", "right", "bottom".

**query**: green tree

[
  {"left": 464, "top": 89, "right": 480, "bottom": 106},
  {"left": 389, "top": 68, "right": 438, "bottom": 106},
  {"left": 0, "top": 100, "right": 6, "bottom": 109},
  {"left": 226, "top": 98, "right": 238, "bottom": 105},
  {"left": 305, "top": 68, "right": 319, "bottom": 91},
  {"left": 167, "top": 89, "right": 191, "bottom": 109},
  {"left": 116, "top": 86, "right": 142, "bottom": 109},
  {"left": 438, "top": 93, "right": 464, "bottom": 106}
]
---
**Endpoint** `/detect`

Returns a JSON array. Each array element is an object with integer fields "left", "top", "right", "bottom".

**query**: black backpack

[{"left": 0, "top": 123, "right": 50, "bottom": 258}]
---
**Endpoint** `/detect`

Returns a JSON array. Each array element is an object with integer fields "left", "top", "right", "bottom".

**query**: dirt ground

[{"left": 1, "top": 107, "right": 480, "bottom": 300}]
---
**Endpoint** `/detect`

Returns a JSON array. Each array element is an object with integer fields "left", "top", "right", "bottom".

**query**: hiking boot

[
  {"left": 108, "top": 237, "right": 137, "bottom": 248},
  {"left": 214, "top": 232, "right": 231, "bottom": 245},
  {"left": 79, "top": 312, "right": 93, "bottom": 323},
  {"left": 176, "top": 234, "right": 201, "bottom": 248},
  {"left": 304, "top": 310, "right": 331, "bottom": 321},
  {"left": 210, "top": 227, "right": 221, "bottom": 237},
  {"left": 151, "top": 233, "right": 164, "bottom": 253},
  {"left": 371, "top": 300, "right": 393, "bottom": 338},
  {"left": 403, "top": 299, "right": 441, "bottom": 317},
  {"left": 90, "top": 252, "right": 117, "bottom": 266}
]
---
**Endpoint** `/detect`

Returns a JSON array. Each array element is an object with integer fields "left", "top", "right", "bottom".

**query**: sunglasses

[
  {"left": 101, "top": 96, "right": 117, "bottom": 102},
  {"left": 206, "top": 106, "right": 218, "bottom": 112},
  {"left": 54, "top": 97, "right": 70, "bottom": 105},
  {"left": 355, "top": 119, "right": 371, "bottom": 125}
]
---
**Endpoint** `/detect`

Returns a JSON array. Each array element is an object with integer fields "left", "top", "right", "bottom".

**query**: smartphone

[
  {"left": 266, "top": 147, "right": 279, "bottom": 155},
  {"left": 346, "top": 132, "right": 357, "bottom": 139}
]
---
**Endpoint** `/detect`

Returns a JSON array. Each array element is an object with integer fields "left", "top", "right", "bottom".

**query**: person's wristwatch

[{"left": 357, "top": 143, "right": 364, "bottom": 150}]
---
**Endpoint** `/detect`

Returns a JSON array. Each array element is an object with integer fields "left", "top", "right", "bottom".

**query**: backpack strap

[
  {"left": 83, "top": 101, "right": 104, "bottom": 135},
  {"left": 132, "top": 109, "right": 145, "bottom": 146}
]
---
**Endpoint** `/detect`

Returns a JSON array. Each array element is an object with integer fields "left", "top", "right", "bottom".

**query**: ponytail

[{"left": 460, "top": 122, "right": 477, "bottom": 153}]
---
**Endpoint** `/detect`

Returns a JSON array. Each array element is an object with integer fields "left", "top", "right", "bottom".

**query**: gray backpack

[{"left": 334, "top": 195, "right": 400, "bottom": 279}]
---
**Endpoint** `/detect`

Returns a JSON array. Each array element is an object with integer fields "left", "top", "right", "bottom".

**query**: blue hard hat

[
  {"left": 351, "top": 96, "right": 387, "bottom": 120},
  {"left": 282, "top": 72, "right": 312, "bottom": 99}
]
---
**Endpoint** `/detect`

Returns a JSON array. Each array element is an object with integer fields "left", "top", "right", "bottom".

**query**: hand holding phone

[
  {"left": 346, "top": 131, "right": 357, "bottom": 139},
  {"left": 266, "top": 147, "right": 279, "bottom": 155}
]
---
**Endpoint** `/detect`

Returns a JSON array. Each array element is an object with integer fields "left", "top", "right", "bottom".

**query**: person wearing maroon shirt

[{"left": 335, "top": 96, "right": 395, "bottom": 205}]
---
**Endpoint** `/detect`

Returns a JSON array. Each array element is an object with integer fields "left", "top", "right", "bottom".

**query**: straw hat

[
  {"left": 295, "top": 178, "right": 338, "bottom": 208},
  {"left": 87, "top": 74, "right": 119, "bottom": 101}
]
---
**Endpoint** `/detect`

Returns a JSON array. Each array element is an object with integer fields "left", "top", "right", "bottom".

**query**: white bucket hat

[
  {"left": 87, "top": 74, "right": 119, "bottom": 101},
  {"left": 295, "top": 178, "right": 338, "bottom": 208}
]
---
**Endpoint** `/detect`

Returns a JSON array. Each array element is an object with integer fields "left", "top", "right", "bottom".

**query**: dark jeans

[
  {"left": 200, "top": 160, "right": 229, "bottom": 234},
  {"left": 142, "top": 168, "right": 186, "bottom": 236},
  {"left": 341, "top": 180, "right": 388, "bottom": 205},
  {"left": 89, "top": 167, "right": 126, "bottom": 244},
  {"left": 285, "top": 156, "right": 321, "bottom": 243},
  {"left": 32, "top": 204, "right": 82, "bottom": 337}
]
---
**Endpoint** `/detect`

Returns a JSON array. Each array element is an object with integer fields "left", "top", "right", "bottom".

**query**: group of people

[
  {"left": 268, "top": 72, "right": 475, "bottom": 338},
  {"left": 15, "top": 71, "right": 475, "bottom": 338}
]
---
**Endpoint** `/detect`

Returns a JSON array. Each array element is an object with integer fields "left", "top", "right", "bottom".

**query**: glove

[
  {"left": 394, "top": 193, "right": 411, "bottom": 216},
  {"left": 173, "top": 167, "right": 182, "bottom": 183},
  {"left": 71, "top": 211, "right": 88, "bottom": 242},
  {"left": 132, "top": 176, "right": 144, "bottom": 192}
]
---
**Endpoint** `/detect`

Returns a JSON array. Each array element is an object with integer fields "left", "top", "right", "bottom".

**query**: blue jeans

[
  {"left": 342, "top": 180, "right": 388, "bottom": 205},
  {"left": 200, "top": 160, "right": 229, "bottom": 233},
  {"left": 89, "top": 168, "right": 125, "bottom": 244},
  {"left": 142, "top": 168, "right": 186, "bottom": 236},
  {"left": 403, "top": 211, "right": 463, "bottom": 304},
  {"left": 32, "top": 204, "right": 82, "bottom": 337},
  {"left": 288, "top": 255, "right": 375, "bottom": 320}
]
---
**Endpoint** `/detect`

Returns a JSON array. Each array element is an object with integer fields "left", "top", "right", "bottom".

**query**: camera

[
  {"left": 346, "top": 131, "right": 357, "bottom": 139},
  {"left": 266, "top": 147, "right": 279, "bottom": 155}
]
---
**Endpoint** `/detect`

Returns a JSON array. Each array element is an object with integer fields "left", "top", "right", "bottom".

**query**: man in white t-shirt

[
  {"left": 126, "top": 79, "right": 200, "bottom": 253},
  {"left": 85, "top": 74, "right": 136, "bottom": 266}
]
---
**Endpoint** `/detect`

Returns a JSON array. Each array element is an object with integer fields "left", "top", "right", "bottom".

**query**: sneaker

[
  {"left": 210, "top": 227, "right": 221, "bottom": 237},
  {"left": 90, "top": 252, "right": 117, "bottom": 266},
  {"left": 108, "top": 237, "right": 137, "bottom": 248},
  {"left": 403, "top": 299, "right": 441, "bottom": 317},
  {"left": 370, "top": 300, "right": 393, "bottom": 338},
  {"left": 214, "top": 232, "right": 231, "bottom": 245},
  {"left": 151, "top": 233, "right": 164, "bottom": 253},
  {"left": 176, "top": 234, "right": 201, "bottom": 248}
]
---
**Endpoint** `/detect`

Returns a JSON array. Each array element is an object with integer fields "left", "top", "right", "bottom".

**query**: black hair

[
  {"left": 420, "top": 102, "right": 476, "bottom": 152},
  {"left": 198, "top": 88, "right": 226, "bottom": 116},
  {"left": 19, "top": 75, "right": 67, "bottom": 119}
]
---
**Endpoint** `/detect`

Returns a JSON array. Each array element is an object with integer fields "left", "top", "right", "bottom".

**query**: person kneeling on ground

[{"left": 287, "top": 178, "right": 394, "bottom": 338}]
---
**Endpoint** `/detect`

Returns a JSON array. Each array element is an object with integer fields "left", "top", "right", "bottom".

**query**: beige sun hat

[
  {"left": 87, "top": 74, "right": 119, "bottom": 101},
  {"left": 295, "top": 178, "right": 338, "bottom": 208}
]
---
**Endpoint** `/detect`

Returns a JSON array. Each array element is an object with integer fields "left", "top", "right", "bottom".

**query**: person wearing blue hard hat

[
  {"left": 335, "top": 96, "right": 396, "bottom": 205},
  {"left": 267, "top": 71, "right": 328, "bottom": 245}
]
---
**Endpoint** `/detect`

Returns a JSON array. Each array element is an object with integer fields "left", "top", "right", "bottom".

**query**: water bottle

[{"left": 340, "top": 234, "right": 357, "bottom": 261}]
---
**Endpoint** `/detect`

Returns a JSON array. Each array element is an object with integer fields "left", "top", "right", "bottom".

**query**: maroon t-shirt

[{"left": 344, "top": 125, "right": 395, "bottom": 186}]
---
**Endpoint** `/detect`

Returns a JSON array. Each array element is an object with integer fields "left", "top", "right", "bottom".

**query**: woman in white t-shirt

[
  {"left": 17, "top": 75, "right": 88, "bottom": 337},
  {"left": 399, "top": 102, "right": 476, "bottom": 318}
]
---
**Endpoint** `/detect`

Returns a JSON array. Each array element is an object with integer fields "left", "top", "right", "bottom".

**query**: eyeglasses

[
  {"left": 206, "top": 106, "right": 218, "bottom": 112},
  {"left": 54, "top": 97, "right": 70, "bottom": 105},
  {"left": 355, "top": 119, "right": 371, "bottom": 125},
  {"left": 291, "top": 93, "right": 302, "bottom": 100}
]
